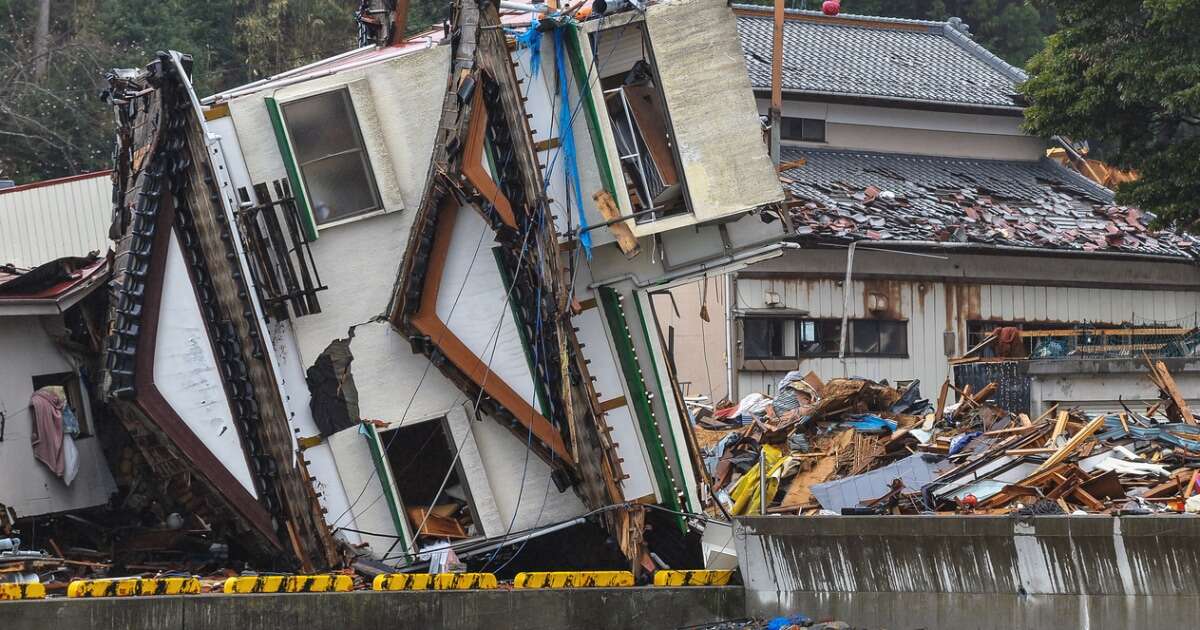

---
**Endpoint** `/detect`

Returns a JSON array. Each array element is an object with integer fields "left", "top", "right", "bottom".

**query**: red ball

[
  {"left": 821, "top": 0, "right": 840, "bottom": 15},
  {"left": 962, "top": 494, "right": 978, "bottom": 508}
]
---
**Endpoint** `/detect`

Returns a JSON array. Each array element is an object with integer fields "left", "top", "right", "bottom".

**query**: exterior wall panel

[
  {"left": 722, "top": 276, "right": 1200, "bottom": 402},
  {"left": 0, "top": 173, "right": 111, "bottom": 268}
]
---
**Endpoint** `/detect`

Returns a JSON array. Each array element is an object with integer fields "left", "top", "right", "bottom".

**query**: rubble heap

[{"left": 697, "top": 360, "right": 1200, "bottom": 516}]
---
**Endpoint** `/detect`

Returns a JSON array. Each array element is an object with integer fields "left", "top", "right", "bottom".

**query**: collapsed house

[
  {"left": 27, "top": 0, "right": 787, "bottom": 576},
  {"left": 0, "top": 257, "right": 114, "bottom": 522},
  {"left": 663, "top": 8, "right": 1200, "bottom": 420}
]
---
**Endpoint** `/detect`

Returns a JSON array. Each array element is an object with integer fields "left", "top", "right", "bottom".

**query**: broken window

[
  {"left": 379, "top": 419, "right": 480, "bottom": 542},
  {"left": 280, "top": 89, "right": 382, "bottom": 225},
  {"left": 31, "top": 372, "right": 92, "bottom": 437},
  {"left": 594, "top": 24, "right": 686, "bottom": 223},
  {"left": 781, "top": 117, "right": 826, "bottom": 143}
]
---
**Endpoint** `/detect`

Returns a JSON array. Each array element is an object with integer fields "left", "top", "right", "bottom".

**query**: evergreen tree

[{"left": 1021, "top": 0, "right": 1200, "bottom": 231}]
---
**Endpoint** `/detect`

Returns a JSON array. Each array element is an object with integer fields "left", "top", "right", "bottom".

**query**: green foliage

[
  {"left": 745, "top": 0, "right": 1057, "bottom": 65},
  {"left": 1021, "top": 0, "right": 1200, "bottom": 230}
]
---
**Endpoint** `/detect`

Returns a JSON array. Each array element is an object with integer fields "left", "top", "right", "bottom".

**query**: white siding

[
  {"left": 723, "top": 277, "right": 1200, "bottom": 401},
  {"left": 0, "top": 315, "right": 117, "bottom": 517},
  {"left": 0, "top": 173, "right": 111, "bottom": 268}
]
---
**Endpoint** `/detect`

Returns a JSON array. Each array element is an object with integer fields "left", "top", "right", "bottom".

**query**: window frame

[
  {"left": 740, "top": 316, "right": 909, "bottom": 364},
  {"left": 278, "top": 88, "right": 384, "bottom": 228},
  {"left": 31, "top": 371, "right": 94, "bottom": 437},
  {"left": 781, "top": 117, "right": 826, "bottom": 143},
  {"left": 743, "top": 317, "right": 798, "bottom": 360}
]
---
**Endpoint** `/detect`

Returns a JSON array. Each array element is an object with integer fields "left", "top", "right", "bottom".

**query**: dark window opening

[
  {"left": 781, "top": 117, "right": 826, "bottom": 143},
  {"left": 850, "top": 320, "right": 908, "bottom": 357},
  {"left": 281, "top": 89, "right": 382, "bottom": 225},
  {"left": 593, "top": 24, "right": 686, "bottom": 224},
  {"left": 381, "top": 419, "right": 480, "bottom": 541},
  {"left": 31, "top": 371, "right": 91, "bottom": 437},
  {"left": 743, "top": 317, "right": 907, "bottom": 359},
  {"left": 744, "top": 318, "right": 796, "bottom": 359}
]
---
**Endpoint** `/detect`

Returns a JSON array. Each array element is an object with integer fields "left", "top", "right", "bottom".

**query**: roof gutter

[
  {"left": 794, "top": 238, "right": 1199, "bottom": 264},
  {"left": 753, "top": 88, "right": 1026, "bottom": 117}
]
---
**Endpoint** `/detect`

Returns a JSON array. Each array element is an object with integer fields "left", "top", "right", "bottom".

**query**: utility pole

[
  {"left": 33, "top": 0, "right": 51, "bottom": 81},
  {"left": 769, "top": 0, "right": 784, "bottom": 166},
  {"left": 392, "top": 0, "right": 411, "bottom": 44}
]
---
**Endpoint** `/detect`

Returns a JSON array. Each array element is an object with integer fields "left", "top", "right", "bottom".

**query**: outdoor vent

[{"left": 764, "top": 290, "right": 782, "bottom": 307}]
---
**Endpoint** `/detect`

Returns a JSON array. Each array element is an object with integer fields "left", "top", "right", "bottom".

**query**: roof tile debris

[
  {"left": 780, "top": 147, "right": 1199, "bottom": 258},
  {"left": 735, "top": 8, "right": 1025, "bottom": 108}
]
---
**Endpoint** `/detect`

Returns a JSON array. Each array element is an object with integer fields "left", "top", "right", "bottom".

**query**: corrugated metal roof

[
  {"left": 0, "top": 171, "right": 112, "bottom": 268},
  {"left": 781, "top": 147, "right": 1200, "bottom": 258},
  {"left": 734, "top": 7, "right": 1026, "bottom": 109}
]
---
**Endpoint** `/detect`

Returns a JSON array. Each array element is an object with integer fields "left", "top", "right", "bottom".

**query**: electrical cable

[{"left": 334, "top": 9, "right": 646, "bottom": 565}]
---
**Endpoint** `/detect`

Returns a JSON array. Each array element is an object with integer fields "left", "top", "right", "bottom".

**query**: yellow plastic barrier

[
  {"left": 652, "top": 569, "right": 734, "bottom": 586},
  {"left": 67, "top": 577, "right": 200, "bottom": 598},
  {"left": 372, "top": 573, "right": 497, "bottom": 591},
  {"left": 513, "top": 571, "right": 634, "bottom": 588},
  {"left": 0, "top": 583, "right": 46, "bottom": 600},
  {"left": 222, "top": 574, "right": 353, "bottom": 594}
]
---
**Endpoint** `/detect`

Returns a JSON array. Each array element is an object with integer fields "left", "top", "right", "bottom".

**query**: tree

[{"left": 1021, "top": 0, "right": 1200, "bottom": 231}]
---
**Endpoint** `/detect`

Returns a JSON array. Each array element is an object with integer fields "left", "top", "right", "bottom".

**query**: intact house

[
  {"left": 0, "top": 257, "right": 116, "bottom": 521},
  {"left": 91, "top": 0, "right": 784, "bottom": 572},
  {"left": 662, "top": 8, "right": 1200, "bottom": 419}
]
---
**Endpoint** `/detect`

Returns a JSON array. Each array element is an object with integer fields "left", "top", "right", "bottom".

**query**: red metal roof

[{"left": 0, "top": 256, "right": 109, "bottom": 302}]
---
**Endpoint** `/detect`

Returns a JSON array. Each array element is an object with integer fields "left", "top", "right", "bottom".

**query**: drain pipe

[
  {"left": 589, "top": 241, "right": 801, "bottom": 290},
  {"left": 837, "top": 241, "right": 857, "bottom": 376},
  {"left": 724, "top": 272, "right": 736, "bottom": 401}
]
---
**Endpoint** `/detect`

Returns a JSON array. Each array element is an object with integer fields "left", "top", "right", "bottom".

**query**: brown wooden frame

[{"left": 409, "top": 196, "right": 572, "bottom": 464}]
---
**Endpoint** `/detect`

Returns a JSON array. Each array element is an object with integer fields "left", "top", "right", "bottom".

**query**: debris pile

[
  {"left": 698, "top": 361, "right": 1200, "bottom": 516},
  {"left": 776, "top": 147, "right": 1200, "bottom": 257}
]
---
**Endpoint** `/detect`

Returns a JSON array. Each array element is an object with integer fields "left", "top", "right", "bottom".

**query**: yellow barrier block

[
  {"left": 0, "top": 583, "right": 46, "bottom": 600},
  {"left": 652, "top": 570, "right": 734, "bottom": 587},
  {"left": 67, "top": 577, "right": 200, "bottom": 598},
  {"left": 513, "top": 571, "right": 634, "bottom": 589},
  {"left": 222, "top": 574, "right": 353, "bottom": 594},
  {"left": 372, "top": 573, "right": 497, "bottom": 591}
]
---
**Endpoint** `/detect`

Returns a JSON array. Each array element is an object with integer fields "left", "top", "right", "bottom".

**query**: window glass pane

[
  {"left": 850, "top": 320, "right": 880, "bottom": 354},
  {"left": 744, "top": 319, "right": 793, "bottom": 359},
  {"left": 282, "top": 91, "right": 360, "bottom": 164},
  {"left": 818, "top": 320, "right": 841, "bottom": 355},
  {"left": 801, "top": 118, "right": 826, "bottom": 142},
  {"left": 303, "top": 152, "right": 380, "bottom": 223},
  {"left": 878, "top": 321, "right": 908, "bottom": 355}
]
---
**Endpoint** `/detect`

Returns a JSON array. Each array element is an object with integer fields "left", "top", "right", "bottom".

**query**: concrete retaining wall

[
  {"left": 2, "top": 586, "right": 744, "bottom": 630},
  {"left": 735, "top": 515, "right": 1200, "bottom": 629}
]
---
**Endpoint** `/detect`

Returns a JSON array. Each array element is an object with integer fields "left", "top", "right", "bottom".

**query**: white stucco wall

[
  {"left": 0, "top": 316, "right": 116, "bottom": 518},
  {"left": 760, "top": 98, "right": 1046, "bottom": 160},
  {"left": 154, "top": 233, "right": 258, "bottom": 497},
  {"left": 222, "top": 47, "right": 589, "bottom": 558}
]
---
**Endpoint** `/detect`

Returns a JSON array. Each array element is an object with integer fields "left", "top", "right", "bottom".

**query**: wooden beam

[{"left": 1037, "top": 416, "right": 1106, "bottom": 473}]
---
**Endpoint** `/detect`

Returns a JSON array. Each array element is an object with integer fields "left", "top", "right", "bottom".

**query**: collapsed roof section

[
  {"left": 100, "top": 52, "right": 338, "bottom": 571},
  {"left": 779, "top": 147, "right": 1200, "bottom": 259},
  {"left": 734, "top": 6, "right": 1026, "bottom": 112},
  {"left": 0, "top": 256, "right": 108, "bottom": 315}
]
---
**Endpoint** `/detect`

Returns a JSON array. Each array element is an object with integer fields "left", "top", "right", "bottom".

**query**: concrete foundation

[
  {"left": 2, "top": 586, "right": 745, "bottom": 630},
  {"left": 736, "top": 515, "right": 1200, "bottom": 629}
]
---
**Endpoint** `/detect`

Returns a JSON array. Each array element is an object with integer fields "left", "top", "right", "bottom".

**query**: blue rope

[{"left": 553, "top": 26, "right": 592, "bottom": 258}]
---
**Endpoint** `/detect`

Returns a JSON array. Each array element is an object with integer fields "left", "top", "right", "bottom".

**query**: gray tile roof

[
  {"left": 781, "top": 147, "right": 1199, "bottom": 258},
  {"left": 736, "top": 8, "right": 1026, "bottom": 109}
]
